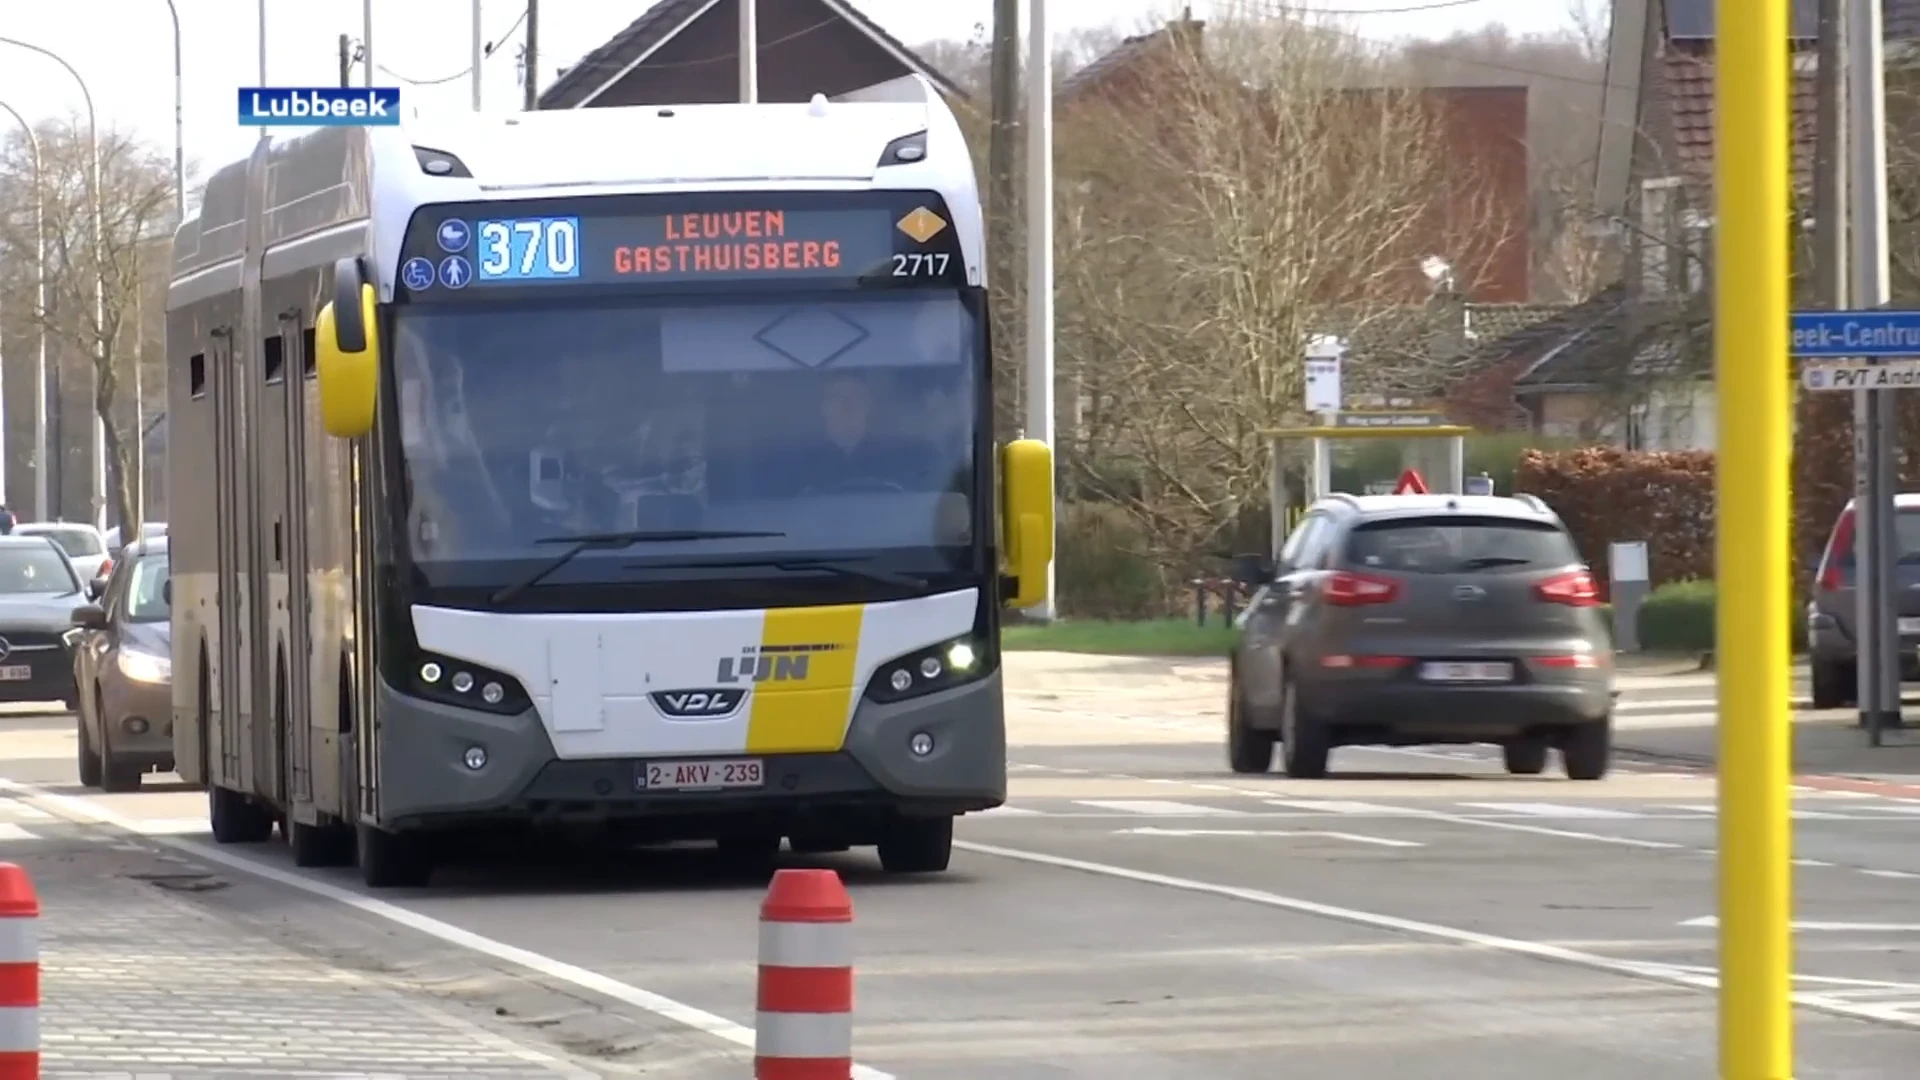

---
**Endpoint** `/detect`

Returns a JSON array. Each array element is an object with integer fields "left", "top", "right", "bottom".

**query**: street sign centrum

[{"left": 1790, "top": 310, "right": 1920, "bottom": 359}]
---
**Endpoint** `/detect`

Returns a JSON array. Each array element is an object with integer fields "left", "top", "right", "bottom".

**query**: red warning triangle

[{"left": 1392, "top": 468, "right": 1429, "bottom": 495}]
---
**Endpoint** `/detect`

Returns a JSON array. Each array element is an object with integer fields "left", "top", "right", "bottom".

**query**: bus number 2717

[{"left": 892, "top": 253, "right": 950, "bottom": 278}]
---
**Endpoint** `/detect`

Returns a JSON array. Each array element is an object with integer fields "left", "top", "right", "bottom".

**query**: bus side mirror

[
  {"left": 999, "top": 438, "right": 1054, "bottom": 609},
  {"left": 316, "top": 256, "right": 380, "bottom": 439}
]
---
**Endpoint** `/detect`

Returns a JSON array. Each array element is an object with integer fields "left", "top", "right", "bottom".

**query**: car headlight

[
  {"left": 864, "top": 637, "right": 990, "bottom": 704},
  {"left": 117, "top": 649, "right": 170, "bottom": 684}
]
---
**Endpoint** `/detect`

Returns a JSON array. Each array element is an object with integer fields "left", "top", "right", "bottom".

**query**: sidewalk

[
  {"left": 1612, "top": 709, "right": 1920, "bottom": 786},
  {"left": 3, "top": 803, "right": 589, "bottom": 1079}
]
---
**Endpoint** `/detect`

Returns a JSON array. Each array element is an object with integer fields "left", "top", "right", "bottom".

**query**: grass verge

[{"left": 1001, "top": 618, "right": 1237, "bottom": 657}]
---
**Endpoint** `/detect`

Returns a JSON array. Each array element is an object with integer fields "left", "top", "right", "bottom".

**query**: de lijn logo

[{"left": 239, "top": 87, "right": 401, "bottom": 127}]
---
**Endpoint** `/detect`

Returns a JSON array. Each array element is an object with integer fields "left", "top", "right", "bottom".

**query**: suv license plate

[
  {"left": 1420, "top": 661, "right": 1513, "bottom": 684},
  {"left": 1900, "top": 617, "right": 1920, "bottom": 635},
  {"left": 637, "top": 758, "right": 764, "bottom": 791}
]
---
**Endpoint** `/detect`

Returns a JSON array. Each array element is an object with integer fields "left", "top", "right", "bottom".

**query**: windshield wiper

[
  {"left": 1456, "top": 556, "right": 1534, "bottom": 570},
  {"left": 488, "top": 529, "right": 786, "bottom": 605},
  {"left": 625, "top": 555, "right": 929, "bottom": 590}
]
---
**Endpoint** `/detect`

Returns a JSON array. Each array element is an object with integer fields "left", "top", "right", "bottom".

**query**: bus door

[
  {"left": 211, "top": 330, "right": 254, "bottom": 786},
  {"left": 280, "top": 315, "right": 315, "bottom": 806}
]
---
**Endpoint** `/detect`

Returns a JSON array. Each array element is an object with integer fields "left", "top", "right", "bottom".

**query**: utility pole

[
  {"left": 362, "top": 0, "right": 373, "bottom": 88},
  {"left": 738, "top": 0, "right": 757, "bottom": 103},
  {"left": 471, "top": 0, "right": 483, "bottom": 111},
  {"left": 1849, "top": 0, "right": 1902, "bottom": 741},
  {"left": 523, "top": 0, "right": 539, "bottom": 110},
  {"left": 339, "top": 33, "right": 352, "bottom": 88},
  {"left": 1025, "top": 0, "right": 1055, "bottom": 619},
  {"left": 1815, "top": 0, "right": 1847, "bottom": 307},
  {"left": 987, "top": 0, "right": 1022, "bottom": 399}
]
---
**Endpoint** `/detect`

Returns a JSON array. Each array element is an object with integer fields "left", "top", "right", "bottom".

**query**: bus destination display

[{"left": 401, "top": 199, "right": 964, "bottom": 295}]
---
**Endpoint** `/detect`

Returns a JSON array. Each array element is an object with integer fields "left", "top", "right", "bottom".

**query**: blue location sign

[{"left": 1791, "top": 310, "right": 1920, "bottom": 359}]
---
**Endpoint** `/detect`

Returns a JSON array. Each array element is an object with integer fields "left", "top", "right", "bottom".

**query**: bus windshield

[{"left": 392, "top": 291, "right": 981, "bottom": 599}]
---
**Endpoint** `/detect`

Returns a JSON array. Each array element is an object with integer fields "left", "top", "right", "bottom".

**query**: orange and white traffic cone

[
  {"left": 0, "top": 863, "right": 38, "bottom": 1079},
  {"left": 755, "top": 868, "right": 853, "bottom": 1080}
]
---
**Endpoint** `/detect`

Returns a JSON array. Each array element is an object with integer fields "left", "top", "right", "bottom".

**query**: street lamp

[
  {"left": 0, "top": 37, "right": 108, "bottom": 531},
  {"left": 147, "top": 0, "right": 188, "bottom": 523},
  {"left": 0, "top": 102, "right": 50, "bottom": 522}
]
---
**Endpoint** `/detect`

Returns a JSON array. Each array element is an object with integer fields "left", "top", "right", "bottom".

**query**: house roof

[
  {"left": 1654, "top": 0, "right": 1920, "bottom": 184},
  {"left": 1508, "top": 286, "right": 1701, "bottom": 393},
  {"left": 538, "top": 0, "right": 967, "bottom": 109}
]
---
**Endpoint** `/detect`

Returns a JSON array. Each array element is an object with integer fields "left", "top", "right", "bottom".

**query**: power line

[
  {"left": 375, "top": 5, "right": 530, "bottom": 86},
  {"left": 1268, "top": 0, "right": 1496, "bottom": 13}
]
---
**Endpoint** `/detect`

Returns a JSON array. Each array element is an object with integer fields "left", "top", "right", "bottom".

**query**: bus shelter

[{"left": 1262, "top": 411, "right": 1472, "bottom": 559}]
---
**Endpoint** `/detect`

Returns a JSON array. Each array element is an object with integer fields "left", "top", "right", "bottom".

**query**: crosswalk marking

[
  {"left": 1263, "top": 799, "right": 1416, "bottom": 816},
  {"left": 1073, "top": 800, "right": 1249, "bottom": 816},
  {"left": 1457, "top": 802, "right": 1642, "bottom": 819}
]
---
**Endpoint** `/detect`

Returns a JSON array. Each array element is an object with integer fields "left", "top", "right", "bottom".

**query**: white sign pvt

[
  {"left": 1304, "top": 335, "right": 1345, "bottom": 413},
  {"left": 1802, "top": 360, "right": 1920, "bottom": 390}
]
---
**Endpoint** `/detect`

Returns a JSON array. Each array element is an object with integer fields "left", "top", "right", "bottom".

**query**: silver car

[
  {"left": 15, "top": 522, "right": 111, "bottom": 587},
  {"left": 1228, "top": 493, "right": 1616, "bottom": 780}
]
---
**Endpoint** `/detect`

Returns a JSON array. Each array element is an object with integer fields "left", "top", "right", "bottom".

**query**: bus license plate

[
  {"left": 639, "top": 758, "right": 764, "bottom": 791},
  {"left": 0, "top": 666, "right": 30, "bottom": 682},
  {"left": 1420, "top": 661, "right": 1513, "bottom": 684}
]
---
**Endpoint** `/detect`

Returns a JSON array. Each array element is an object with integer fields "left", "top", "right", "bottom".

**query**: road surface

[{"left": 3, "top": 660, "right": 1918, "bottom": 1077}]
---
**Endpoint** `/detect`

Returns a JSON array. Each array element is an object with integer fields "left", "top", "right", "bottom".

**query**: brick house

[
  {"left": 537, "top": 0, "right": 966, "bottom": 109},
  {"left": 1547, "top": 0, "right": 1920, "bottom": 449}
]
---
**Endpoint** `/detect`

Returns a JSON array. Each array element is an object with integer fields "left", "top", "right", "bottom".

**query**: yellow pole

[{"left": 1715, "top": 0, "right": 1793, "bottom": 1075}]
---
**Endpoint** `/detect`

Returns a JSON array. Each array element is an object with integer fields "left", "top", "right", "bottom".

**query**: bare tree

[
  {"left": 1052, "top": 5, "right": 1511, "bottom": 574},
  {"left": 0, "top": 116, "right": 174, "bottom": 532}
]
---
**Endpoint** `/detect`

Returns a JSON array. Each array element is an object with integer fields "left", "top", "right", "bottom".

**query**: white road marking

[
  {"left": 0, "top": 781, "right": 895, "bottom": 1080},
  {"left": 952, "top": 838, "right": 1920, "bottom": 1029},
  {"left": 1457, "top": 802, "right": 1642, "bottom": 819},
  {"left": 973, "top": 806, "right": 1044, "bottom": 817},
  {"left": 1115, "top": 827, "right": 1422, "bottom": 847},
  {"left": 1073, "top": 800, "right": 1249, "bottom": 816},
  {"left": 1682, "top": 916, "right": 1920, "bottom": 932},
  {"left": 1864, "top": 869, "right": 1920, "bottom": 879},
  {"left": 0, "top": 825, "right": 37, "bottom": 842},
  {"left": 1264, "top": 799, "right": 1420, "bottom": 816}
]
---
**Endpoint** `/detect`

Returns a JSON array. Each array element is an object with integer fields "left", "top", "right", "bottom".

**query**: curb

[{"left": 1614, "top": 740, "right": 1920, "bottom": 798}]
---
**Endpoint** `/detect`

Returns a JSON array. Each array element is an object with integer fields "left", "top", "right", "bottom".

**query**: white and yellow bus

[{"left": 165, "top": 77, "right": 1052, "bottom": 887}]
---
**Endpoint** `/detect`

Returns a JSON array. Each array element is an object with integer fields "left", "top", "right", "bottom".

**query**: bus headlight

[
  {"left": 117, "top": 649, "right": 171, "bottom": 684},
  {"left": 408, "top": 652, "right": 531, "bottom": 716},
  {"left": 865, "top": 637, "right": 990, "bottom": 704}
]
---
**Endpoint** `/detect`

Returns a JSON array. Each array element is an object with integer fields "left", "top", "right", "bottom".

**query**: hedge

[
  {"left": 1514, "top": 447, "right": 1715, "bottom": 595},
  {"left": 1636, "top": 579, "right": 1717, "bottom": 653},
  {"left": 1632, "top": 578, "right": 1810, "bottom": 655}
]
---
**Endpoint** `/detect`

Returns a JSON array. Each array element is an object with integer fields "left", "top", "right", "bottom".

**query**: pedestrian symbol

[
  {"left": 401, "top": 257, "right": 435, "bottom": 292},
  {"left": 436, "top": 220, "right": 470, "bottom": 253},
  {"left": 438, "top": 255, "right": 472, "bottom": 289}
]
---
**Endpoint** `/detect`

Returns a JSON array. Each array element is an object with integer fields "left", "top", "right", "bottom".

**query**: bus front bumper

[{"left": 371, "top": 668, "right": 1007, "bottom": 833}]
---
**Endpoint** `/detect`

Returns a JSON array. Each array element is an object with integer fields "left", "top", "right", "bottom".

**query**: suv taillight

[
  {"left": 1325, "top": 570, "right": 1400, "bottom": 606},
  {"left": 1536, "top": 569, "right": 1601, "bottom": 606},
  {"left": 1818, "top": 508, "right": 1854, "bottom": 590}
]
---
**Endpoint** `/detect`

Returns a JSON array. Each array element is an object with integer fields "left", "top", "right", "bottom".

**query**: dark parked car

[
  {"left": 1806, "top": 494, "right": 1920, "bottom": 709},
  {"left": 0, "top": 534, "right": 86, "bottom": 711},
  {"left": 1227, "top": 493, "right": 1616, "bottom": 780},
  {"left": 70, "top": 537, "right": 172, "bottom": 791}
]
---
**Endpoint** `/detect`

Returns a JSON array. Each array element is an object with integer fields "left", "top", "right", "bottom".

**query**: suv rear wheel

[
  {"left": 1562, "top": 720, "right": 1612, "bottom": 781},
  {"left": 1810, "top": 658, "right": 1855, "bottom": 710},
  {"left": 1279, "top": 678, "right": 1330, "bottom": 779},
  {"left": 1227, "top": 677, "right": 1275, "bottom": 774},
  {"left": 1503, "top": 737, "right": 1549, "bottom": 775}
]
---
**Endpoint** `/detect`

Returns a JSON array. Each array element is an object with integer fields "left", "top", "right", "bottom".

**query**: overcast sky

[{"left": 0, "top": 0, "right": 1582, "bottom": 184}]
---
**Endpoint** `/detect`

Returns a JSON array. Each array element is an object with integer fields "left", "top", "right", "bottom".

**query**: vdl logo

[{"left": 239, "top": 87, "right": 401, "bottom": 127}]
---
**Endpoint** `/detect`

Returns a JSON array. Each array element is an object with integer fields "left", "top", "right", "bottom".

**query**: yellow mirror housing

[
  {"left": 999, "top": 438, "right": 1055, "bottom": 609},
  {"left": 316, "top": 280, "right": 380, "bottom": 439}
]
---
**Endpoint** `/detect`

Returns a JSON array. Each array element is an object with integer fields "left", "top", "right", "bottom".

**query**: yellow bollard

[{"left": 1713, "top": 0, "right": 1794, "bottom": 1076}]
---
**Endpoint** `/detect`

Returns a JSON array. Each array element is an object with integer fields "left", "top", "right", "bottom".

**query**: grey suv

[
  {"left": 1227, "top": 493, "right": 1616, "bottom": 780},
  {"left": 1805, "top": 495, "right": 1920, "bottom": 709}
]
